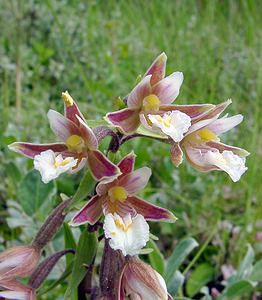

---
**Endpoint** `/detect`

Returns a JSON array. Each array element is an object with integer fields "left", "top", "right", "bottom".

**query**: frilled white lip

[
  {"left": 34, "top": 150, "right": 77, "bottom": 183},
  {"left": 103, "top": 213, "right": 150, "bottom": 256},
  {"left": 205, "top": 150, "right": 247, "bottom": 182},
  {"left": 148, "top": 111, "right": 191, "bottom": 142}
]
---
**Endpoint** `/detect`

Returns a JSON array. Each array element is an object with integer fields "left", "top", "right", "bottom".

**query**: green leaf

[
  {"left": 222, "top": 280, "right": 255, "bottom": 299},
  {"left": 18, "top": 170, "right": 56, "bottom": 215},
  {"left": 67, "top": 170, "right": 95, "bottom": 211},
  {"left": 147, "top": 240, "right": 165, "bottom": 275},
  {"left": 63, "top": 223, "right": 77, "bottom": 266},
  {"left": 249, "top": 259, "right": 262, "bottom": 281},
  {"left": 186, "top": 263, "right": 215, "bottom": 297},
  {"left": 167, "top": 270, "right": 185, "bottom": 296},
  {"left": 236, "top": 244, "right": 254, "bottom": 280},
  {"left": 164, "top": 237, "right": 199, "bottom": 283},
  {"left": 65, "top": 230, "right": 98, "bottom": 299}
]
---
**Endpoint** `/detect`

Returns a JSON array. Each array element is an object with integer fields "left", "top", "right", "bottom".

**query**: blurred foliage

[{"left": 0, "top": 0, "right": 262, "bottom": 298}]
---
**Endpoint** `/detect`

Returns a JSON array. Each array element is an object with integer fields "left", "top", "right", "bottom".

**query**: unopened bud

[
  {"left": 118, "top": 257, "right": 170, "bottom": 300},
  {"left": 32, "top": 197, "right": 72, "bottom": 250},
  {"left": 0, "top": 245, "right": 40, "bottom": 280},
  {"left": 29, "top": 249, "right": 74, "bottom": 289},
  {"left": 0, "top": 279, "right": 35, "bottom": 300}
]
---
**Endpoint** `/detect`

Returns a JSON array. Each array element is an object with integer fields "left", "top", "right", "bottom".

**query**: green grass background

[{"left": 0, "top": 0, "right": 261, "bottom": 298}]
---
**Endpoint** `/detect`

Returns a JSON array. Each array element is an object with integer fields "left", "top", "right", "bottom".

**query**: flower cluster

[
  {"left": 0, "top": 246, "right": 39, "bottom": 299},
  {"left": 7, "top": 53, "right": 249, "bottom": 299}
]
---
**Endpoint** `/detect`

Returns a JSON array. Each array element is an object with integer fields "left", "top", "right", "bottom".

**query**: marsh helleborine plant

[{"left": 3, "top": 53, "right": 249, "bottom": 299}]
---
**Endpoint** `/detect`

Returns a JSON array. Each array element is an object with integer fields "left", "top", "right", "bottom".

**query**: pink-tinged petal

[
  {"left": 87, "top": 150, "right": 121, "bottom": 181},
  {"left": 185, "top": 117, "right": 216, "bottom": 136},
  {"left": 207, "top": 114, "right": 243, "bottom": 135},
  {"left": 116, "top": 265, "right": 126, "bottom": 300},
  {"left": 144, "top": 52, "right": 167, "bottom": 86},
  {"left": 153, "top": 72, "right": 183, "bottom": 105},
  {"left": 159, "top": 103, "right": 214, "bottom": 119},
  {"left": 69, "top": 157, "right": 87, "bottom": 174},
  {"left": 127, "top": 75, "right": 152, "bottom": 108},
  {"left": 168, "top": 293, "right": 174, "bottom": 300},
  {"left": 76, "top": 115, "right": 98, "bottom": 150},
  {"left": 119, "top": 167, "right": 151, "bottom": 195},
  {"left": 96, "top": 181, "right": 115, "bottom": 196},
  {"left": 170, "top": 144, "right": 183, "bottom": 167},
  {"left": 69, "top": 195, "right": 103, "bottom": 226},
  {"left": 206, "top": 141, "right": 250, "bottom": 157},
  {"left": 184, "top": 145, "right": 218, "bottom": 172},
  {"left": 128, "top": 196, "right": 177, "bottom": 222},
  {"left": 8, "top": 142, "right": 67, "bottom": 159},
  {"left": 47, "top": 109, "right": 80, "bottom": 142},
  {"left": 62, "top": 91, "right": 86, "bottom": 126},
  {"left": 102, "top": 198, "right": 136, "bottom": 217},
  {"left": 0, "top": 280, "right": 36, "bottom": 300},
  {"left": 118, "top": 152, "right": 136, "bottom": 174},
  {"left": 193, "top": 99, "right": 232, "bottom": 123},
  {"left": 105, "top": 108, "right": 141, "bottom": 134}
]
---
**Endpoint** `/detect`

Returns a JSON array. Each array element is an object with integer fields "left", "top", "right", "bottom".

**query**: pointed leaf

[
  {"left": 65, "top": 230, "right": 98, "bottom": 299},
  {"left": 18, "top": 170, "right": 56, "bottom": 216},
  {"left": 167, "top": 270, "right": 185, "bottom": 296},
  {"left": 63, "top": 223, "right": 77, "bottom": 266},
  {"left": 147, "top": 240, "right": 165, "bottom": 275},
  {"left": 249, "top": 259, "right": 262, "bottom": 281},
  {"left": 186, "top": 263, "right": 215, "bottom": 297},
  {"left": 222, "top": 280, "right": 255, "bottom": 299},
  {"left": 164, "top": 237, "right": 199, "bottom": 283},
  {"left": 67, "top": 170, "right": 95, "bottom": 211}
]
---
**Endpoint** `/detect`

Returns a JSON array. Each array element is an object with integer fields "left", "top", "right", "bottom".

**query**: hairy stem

[{"left": 99, "top": 239, "right": 125, "bottom": 298}]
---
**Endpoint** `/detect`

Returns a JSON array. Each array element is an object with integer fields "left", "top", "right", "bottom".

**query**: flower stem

[{"left": 99, "top": 239, "right": 125, "bottom": 298}]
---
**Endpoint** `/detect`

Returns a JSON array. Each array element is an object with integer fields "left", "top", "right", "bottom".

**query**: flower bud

[
  {"left": 0, "top": 246, "right": 40, "bottom": 281},
  {"left": 118, "top": 257, "right": 171, "bottom": 300},
  {"left": 32, "top": 197, "right": 72, "bottom": 250},
  {"left": 29, "top": 249, "right": 74, "bottom": 289},
  {"left": 0, "top": 280, "right": 35, "bottom": 300}
]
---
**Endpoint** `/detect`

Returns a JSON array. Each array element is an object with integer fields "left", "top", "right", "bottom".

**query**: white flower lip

[
  {"left": 34, "top": 150, "right": 78, "bottom": 184},
  {"left": 148, "top": 110, "right": 191, "bottom": 142},
  {"left": 206, "top": 150, "right": 247, "bottom": 182},
  {"left": 103, "top": 213, "right": 150, "bottom": 256}
]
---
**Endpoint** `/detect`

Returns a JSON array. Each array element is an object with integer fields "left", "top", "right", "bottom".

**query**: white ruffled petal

[
  {"left": 103, "top": 213, "right": 150, "bottom": 256},
  {"left": 205, "top": 150, "right": 247, "bottom": 182},
  {"left": 34, "top": 150, "right": 77, "bottom": 183},
  {"left": 148, "top": 111, "right": 191, "bottom": 142}
]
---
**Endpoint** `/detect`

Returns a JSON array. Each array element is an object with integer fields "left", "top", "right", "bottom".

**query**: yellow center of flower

[
  {"left": 142, "top": 94, "right": 160, "bottom": 112},
  {"left": 108, "top": 186, "right": 128, "bottom": 203},
  {"left": 66, "top": 135, "right": 85, "bottom": 153},
  {"left": 156, "top": 115, "right": 172, "bottom": 128},
  {"left": 114, "top": 217, "right": 132, "bottom": 232},
  {"left": 54, "top": 158, "right": 71, "bottom": 168},
  {"left": 198, "top": 129, "right": 218, "bottom": 142},
  {"left": 62, "top": 91, "right": 74, "bottom": 107}
]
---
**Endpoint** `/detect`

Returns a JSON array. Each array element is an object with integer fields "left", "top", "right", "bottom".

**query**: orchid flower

[
  {"left": 103, "top": 213, "right": 149, "bottom": 256},
  {"left": 170, "top": 100, "right": 249, "bottom": 181},
  {"left": 106, "top": 53, "right": 184, "bottom": 133},
  {"left": 0, "top": 246, "right": 40, "bottom": 281},
  {"left": 9, "top": 91, "right": 120, "bottom": 182},
  {"left": 70, "top": 152, "right": 176, "bottom": 226},
  {"left": 106, "top": 53, "right": 217, "bottom": 137},
  {"left": 117, "top": 257, "right": 172, "bottom": 300},
  {"left": 0, "top": 280, "right": 35, "bottom": 300}
]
